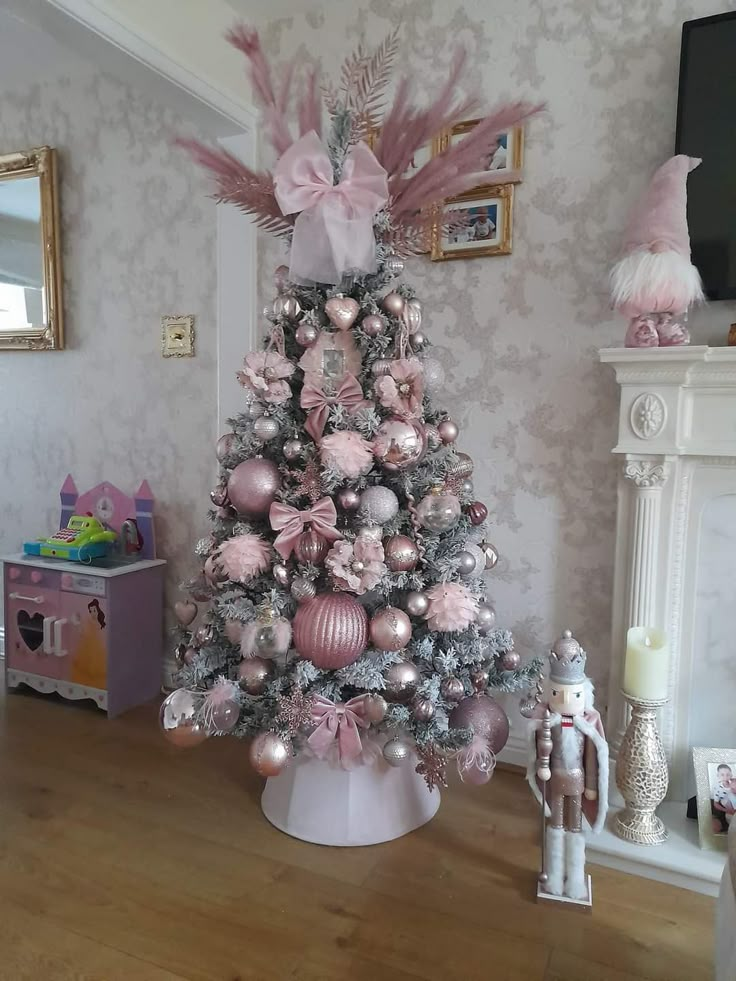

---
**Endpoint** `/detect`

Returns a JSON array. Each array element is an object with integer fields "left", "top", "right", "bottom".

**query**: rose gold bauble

[
  {"left": 382, "top": 292, "right": 405, "bottom": 316},
  {"left": 362, "top": 314, "right": 385, "bottom": 337},
  {"left": 373, "top": 417, "right": 427, "bottom": 472},
  {"left": 480, "top": 541, "right": 500, "bottom": 570},
  {"left": 405, "top": 299, "right": 423, "bottom": 332},
  {"left": 224, "top": 619, "right": 243, "bottom": 645},
  {"left": 438, "top": 419, "right": 459, "bottom": 444},
  {"left": 249, "top": 732, "right": 290, "bottom": 776},
  {"left": 412, "top": 697, "right": 435, "bottom": 722},
  {"left": 325, "top": 295, "right": 360, "bottom": 330},
  {"left": 369, "top": 606, "right": 412, "bottom": 652},
  {"left": 293, "top": 592, "right": 369, "bottom": 668},
  {"left": 449, "top": 694, "right": 510, "bottom": 755},
  {"left": 448, "top": 451, "right": 474, "bottom": 480},
  {"left": 424, "top": 424, "right": 442, "bottom": 451},
  {"left": 440, "top": 676, "right": 465, "bottom": 702},
  {"left": 160, "top": 689, "right": 208, "bottom": 748},
  {"left": 501, "top": 650, "right": 521, "bottom": 671},
  {"left": 272, "top": 562, "right": 292, "bottom": 587},
  {"left": 273, "top": 264, "right": 289, "bottom": 291},
  {"left": 174, "top": 600, "right": 198, "bottom": 626},
  {"left": 295, "top": 322, "right": 319, "bottom": 347},
  {"left": 468, "top": 501, "right": 489, "bottom": 526},
  {"left": 383, "top": 660, "right": 421, "bottom": 702},
  {"left": 371, "top": 358, "right": 393, "bottom": 377},
  {"left": 216, "top": 432, "right": 236, "bottom": 463},
  {"left": 210, "top": 483, "right": 229, "bottom": 507},
  {"left": 363, "top": 693, "right": 388, "bottom": 723},
  {"left": 227, "top": 458, "right": 280, "bottom": 517},
  {"left": 336, "top": 487, "right": 361, "bottom": 511},
  {"left": 238, "top": 656, "right": 276, "bottom": 695},
  {"left": 294, "top": 527, "right": 329, "bottom": 565},
  {"left": 384, "top": 534, "right": 420, "bottom": 572},
  {"left": 204, "top": 554, "right": 226, "bottom": 585},
  {"left": 291, "top": 576, "right": 317, "bottom": 603}
]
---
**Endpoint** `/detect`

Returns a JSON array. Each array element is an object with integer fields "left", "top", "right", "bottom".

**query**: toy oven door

[{"left": 5, "top": 583, "right": 66, "bottom": 679}]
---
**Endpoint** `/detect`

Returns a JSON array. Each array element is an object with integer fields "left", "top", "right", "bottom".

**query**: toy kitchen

[{"left": 2, "top": 475, "right": 166, "bottom": 717}]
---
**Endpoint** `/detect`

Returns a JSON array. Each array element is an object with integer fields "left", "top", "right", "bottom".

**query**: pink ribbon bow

[
  {"left": 300, "top": 372, "right": 366, "bottom": 442},
  {"left": 274, "top": 130, "right": 389, "bottom": 285},
  {"left": 307, "top": 694, "right": 370, "bottom": 764},
  {"left": 269, "top": 497, "right": 342, "bottom": 561}
]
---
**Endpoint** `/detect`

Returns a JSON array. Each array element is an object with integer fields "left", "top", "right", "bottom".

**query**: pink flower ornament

[
  {"left": 319, "top": 430, "right": 374, "bottom": 478},
  {"left": 237, "top": 350, "right": 294, "bottom": 404},
  {"left": 424, "top": 581, "right": 479, "bottom": 632},
  {"left": 326, "top": 537, "right": 388, "bottom": 595},
  {"left": 216, "top": 533, "right": 272, "bottom": 584},
  {"left": 374, "top": 358, "right": 424, "bottom": 418}
]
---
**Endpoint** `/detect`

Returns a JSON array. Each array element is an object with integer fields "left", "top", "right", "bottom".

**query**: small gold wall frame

[
  {"left": 0, "top": 146, "right": 63, "bottom": 351},
  {"left": 161, "top": 315, "right": 195, "bottom": 358},
  {"left": 431, "top": 184, "right": 514, "bottom": 261}
]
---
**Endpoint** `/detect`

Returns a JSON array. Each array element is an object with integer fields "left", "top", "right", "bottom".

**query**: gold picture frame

[
  {"left": 431, "top": 184, "right": 514, "bottom": 261},
  {"left": 440, "top": 119, "right": 524, "bottom": 183},
  {"left": 0, "top": 146, "right": 63, "bottom": 350},
  {"left": 693, "top": 746, "right": 736, "bottom": 851}
]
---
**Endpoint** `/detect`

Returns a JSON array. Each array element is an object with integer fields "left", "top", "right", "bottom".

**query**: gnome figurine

[
  {"left": 527, "top": 629, "right": 608, "bottom": 905},
  {"left": 609, "top": 154, "right": 704, "bottom": 348}
]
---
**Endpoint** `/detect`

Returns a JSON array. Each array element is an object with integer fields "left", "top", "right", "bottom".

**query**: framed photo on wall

[
  {"left": 441, "top": 119, "right": 524, "bottom": 184},
  {"left": 693, "top": 746, "right": 736, "bottom": 850},
  {"left": 431, "top": 184, "right": 513, "bottom": 261}
]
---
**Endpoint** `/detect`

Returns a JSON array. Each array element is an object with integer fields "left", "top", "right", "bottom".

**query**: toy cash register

[{"left": 23, "top": 514, "right": 117, "bottom": 562}]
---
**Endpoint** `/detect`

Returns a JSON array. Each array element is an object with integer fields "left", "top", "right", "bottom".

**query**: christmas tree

[{"left": 163, "top": 27, "right": 543, "bottom": 794}]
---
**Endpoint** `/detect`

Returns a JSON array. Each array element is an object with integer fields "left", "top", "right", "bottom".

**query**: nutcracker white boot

[
  {"left": 565, "top": 831, "right": 588, "bottom": 900},
  {"left": 544, "top": 826, "right": 565, "bottom": 896}
]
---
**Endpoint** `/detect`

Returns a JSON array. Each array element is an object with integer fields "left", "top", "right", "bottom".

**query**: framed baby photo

[
  {"left": 440, "top": 119, "right": 525, "bottom": 185},
  {"left": 431, "top": 184, "right": 513, "bottom": 261},
  {"left": 693, "top": 747, "right": 736, "bottom": 850}
]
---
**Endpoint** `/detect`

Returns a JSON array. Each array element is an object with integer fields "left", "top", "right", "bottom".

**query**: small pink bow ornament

[
  {"left": 307, "top": 694, "right": 370, "bottom": 765},
  {"left": 269, "top": 497, "right": 342, "bottom": 561}
]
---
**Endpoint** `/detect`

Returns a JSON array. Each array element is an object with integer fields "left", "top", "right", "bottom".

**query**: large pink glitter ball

[
  {"left": 449, "top": 694, "right": 510, "bottom": 755},
  {"left": 292, "top": 592, "right": 369, "bottom": 669},
  {"left": 227, "top": 458, "right": 280, "bottom": 518}
]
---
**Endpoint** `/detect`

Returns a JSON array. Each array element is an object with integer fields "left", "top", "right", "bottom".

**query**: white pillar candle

[{"left": 623, "top": 627, "right": 669, "bottom": 700}]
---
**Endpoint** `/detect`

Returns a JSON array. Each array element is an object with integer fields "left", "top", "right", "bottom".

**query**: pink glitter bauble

[
  {"left": 227, "top": 458, "right": 280, "bottom": 518},
  {"left": 292, "top": 592, "right": 369, "bottom": 669},
  {"left": 369, "top": 606, "right": 412, "bottom": 652},
  {"left": 249, "top": 732, "right": 289, "bottom": 776},
  {"left": 449, "top": 694, "right": 510, "bottom": 755}
]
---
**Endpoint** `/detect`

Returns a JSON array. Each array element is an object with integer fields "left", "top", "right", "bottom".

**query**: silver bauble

[
  {"left": 519, "top": 694, "right": 540, "bottom": 719},
  {"left": 216, "top": 432, "right": 236, "bottom": 463},
  {"left": 416, "top": 489, "right": 462, "bottom": 532},
  {"left": 383, "top": 660, "right": 421, "bottom": 702},
  {"left": 438, "top": 419, "right": 459, "bottom": 444},
  {"left": 245, "top": 400, "right": 265, "bottom": 420},
  {"left": 273, "top": 294, "right": 302, "bottom": 321},
  {"left": 160, "top": 689, "right": 207, "bottom": 748},
  {"left": 460, "top": 478, "right": 474, "bottom": 497},
  {"left": 364, "top": 693, "right": 388, "bottom": 723},
  {"left": 501, "top": 650, "right": 521, "bottom": 671},
  {"left": 440, "top": 676, "right": 465, "bottom": 702},
  {"left": 471, "top": 667, "right": 490, "bottom": 692},
  {"left": 290, "top": 576, "right": 317, "bottom": 603},
  {"left": 457, "top": 550, "right": 478, "bottom": 576},
  {"left": 475, "top": 602, "right": 496, "bottom": 635},
  {"left": 383, "top": 254, "right": 405, "bottom": 279},
  {"left": 424, "top": 424, "right": 442, "bottom": 450},
  {"left": 409, "top": 330, "right": 427, "bottom": 352},
  {"left": 382, "top": 292, "right": 405, "bottom": 317},
  {"left": 273, "top": 563, "right": 291, "bottom": 587},
  {"left": 362, "top": 314, "right": 385, "bottom": 337},
  {"left": 405, "top": 590, "right": 429, "bottom": 617},
  {"left": 357, "top": 524, "right": 383, "bottom": 543},
  {"left": 480, "top": 541, "right": 500, "bottom": 570},
  {"left": 358, "top": 486, "right": 399, "bottom": 524},
  {"left": 412, "top": 697, "right": 435, "bottom": 722},
  {"left": 383, "top": 737, "right": 411, "bottom": 767},
  {"left": 295, "top": 322, "right": 318, "bottom": 347},
  {"left": 283, "top": 437, "right": 305, "bottom": 461},
  {"left": 422, "top": 359, "right": 445, "bottom": 393},
  {"left": 253, "top": 620, "right": 291, "bottom": 658},
  {"left": 373, "top": 417, "right": 427, "bottom": 472},
  {"left": 253, "top": 415, "right": 280, "bottom": 442},
  {"left": 372, "top": 358, "right": 393, "bottom": 377},
  {"left": 336, "top": 487, "right": 361, "bottom": 511},
  {"left": 405, "top": 298, "right": 422, "bottom": 332},
  {"left": 462, "top": 544, "right": 486, "bottom": 577}
]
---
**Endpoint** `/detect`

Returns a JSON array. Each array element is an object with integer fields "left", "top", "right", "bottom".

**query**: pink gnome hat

[{"left": 610, "top": 154, "right": 704, "bottom": 318}]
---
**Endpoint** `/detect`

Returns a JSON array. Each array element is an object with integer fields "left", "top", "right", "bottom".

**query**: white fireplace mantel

[{"left": 592, "top": 345, "right": 736, "bottom": 895}]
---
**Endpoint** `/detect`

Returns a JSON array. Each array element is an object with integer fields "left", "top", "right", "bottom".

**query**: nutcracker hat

[
  {"left": 548, "top": 628, "right": 587, "bottom": 685},
  {"left": 609, "top": 154, "right": 704, "bottom": 318}
]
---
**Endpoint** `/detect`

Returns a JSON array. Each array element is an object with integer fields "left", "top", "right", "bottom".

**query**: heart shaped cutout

[
  {"left": 17, "top": 610, "right": 44, "bottom": 652},
  {"left": 174, "top": 601, "right": 198, "bottom": 626},
  {"left": 325, "top": 296, "right": 359, "bottom": 331}
]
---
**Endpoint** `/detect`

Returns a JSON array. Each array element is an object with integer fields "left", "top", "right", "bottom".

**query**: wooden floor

[{"left": 0, "top": 687, "right": 714, "bottom": 981}]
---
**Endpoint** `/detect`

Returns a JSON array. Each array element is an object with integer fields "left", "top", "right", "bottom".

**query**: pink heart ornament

[
  {"left": 174, "top": 600, "right": 198, "bottom": 626},
  {"left": 325, "top": 296, "right": 360, "bottom": 331}
]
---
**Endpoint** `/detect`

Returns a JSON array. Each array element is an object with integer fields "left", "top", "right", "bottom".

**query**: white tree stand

[{"left": 261, "top": 753, "right": 440, "bottom": 846}]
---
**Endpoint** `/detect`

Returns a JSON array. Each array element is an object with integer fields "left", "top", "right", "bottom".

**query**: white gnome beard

[{"left": 559, "top": 724, "right": 583, "bottom": 770}]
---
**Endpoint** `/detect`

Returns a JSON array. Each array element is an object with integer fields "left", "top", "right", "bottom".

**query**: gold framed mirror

[{"left": 0, "top": 146, "right": 63, "bottom": 350}]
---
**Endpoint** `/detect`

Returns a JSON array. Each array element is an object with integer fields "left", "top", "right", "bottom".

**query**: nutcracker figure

[{"left": 526, "top": 629, "right": 609, "bottom": 905}]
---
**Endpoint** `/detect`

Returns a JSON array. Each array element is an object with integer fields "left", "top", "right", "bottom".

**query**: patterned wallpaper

[
  {"left": 256, "top": 0, "right": 736, "bottom": 704},
  {"left": 0, "top": 64, "right": 217, "bottom": 623}
]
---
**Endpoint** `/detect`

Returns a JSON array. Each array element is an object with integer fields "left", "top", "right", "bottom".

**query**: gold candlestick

[{"left": 614, "top": 692, "right": 669, "bottom": 845}]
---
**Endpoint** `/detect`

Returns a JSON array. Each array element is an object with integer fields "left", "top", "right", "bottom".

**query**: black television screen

[{"left": 675, "top": 11, "right": 736, "bottom": 301}]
